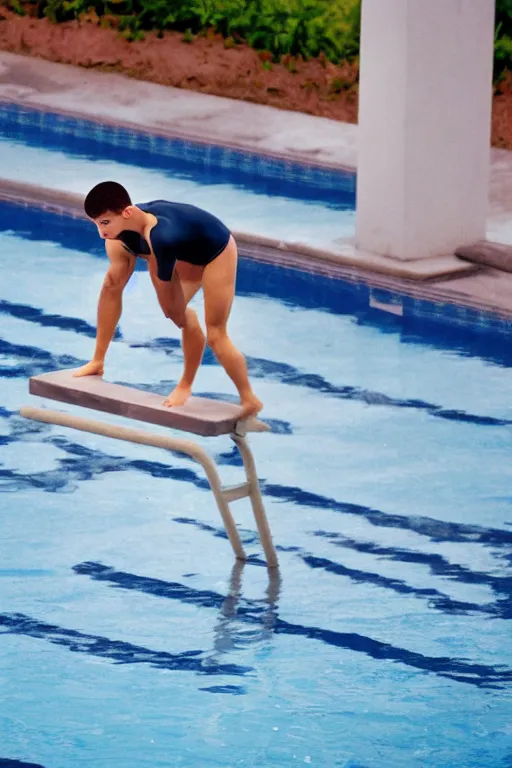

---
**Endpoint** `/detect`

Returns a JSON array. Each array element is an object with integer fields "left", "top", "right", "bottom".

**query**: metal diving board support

[{"left": 19, "top": 369, "right": 278, "bottom": 569}]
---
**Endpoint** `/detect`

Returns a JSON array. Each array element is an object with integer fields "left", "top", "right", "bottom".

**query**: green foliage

[
  {"left": 495, "top": 0, "right": 512, "bottom": 78},
  {"left": 16, "top": 0, "right": 361, "bottom": 64},
  {"left": 6, "top": 0, "right": 26, "bottom": 14},
  {"left": 9, "top": 0, "right": 512, "bottom": 81}
]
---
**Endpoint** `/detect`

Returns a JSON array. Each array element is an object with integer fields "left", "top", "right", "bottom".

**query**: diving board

[
  {"left": 20, "top": 369, "right": 278, "bottom": 568},
  {"left": 27, "top": 369, "right": 269, "bottom": 437}
]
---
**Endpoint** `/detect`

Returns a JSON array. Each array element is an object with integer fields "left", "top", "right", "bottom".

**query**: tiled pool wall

[
  {"left": 0, "top": 101, "right": 356, "bottom": 208},
  {"left": 1, "top": 101, "right": 512, "bottom": 343},
  {"left": 2, "top": 198, "right": 512, "bottom": 369}
]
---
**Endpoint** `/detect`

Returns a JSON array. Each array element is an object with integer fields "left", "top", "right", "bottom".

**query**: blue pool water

[
  {"left": 0, "top": 103, "right": 355, "bottom": 249},
  {"left": 1, "top": 200, "right": 512, "bottom": 768}
]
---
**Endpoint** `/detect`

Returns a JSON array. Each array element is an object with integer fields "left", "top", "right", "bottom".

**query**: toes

[{"left": 239, "top": 402, "right": 262, "bottom": 420}]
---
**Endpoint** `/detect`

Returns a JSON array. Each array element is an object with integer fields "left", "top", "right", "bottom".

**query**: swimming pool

[
  {"left": 1, "top": 199, "right": 512, "bottom": 768},
  {"left": 0, "top": 102, "right": 355, "bottom": 251}
]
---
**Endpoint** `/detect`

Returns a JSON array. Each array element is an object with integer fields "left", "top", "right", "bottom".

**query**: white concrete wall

[{"left": 356, "top": 0, "right": 496, "bottom": 260}]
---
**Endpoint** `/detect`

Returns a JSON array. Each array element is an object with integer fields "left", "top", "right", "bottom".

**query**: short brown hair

[{"left": 84, "top": 181, "right": 132, "bottom": 218}]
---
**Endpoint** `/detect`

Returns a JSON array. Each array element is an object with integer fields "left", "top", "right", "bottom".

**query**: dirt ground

[{"left": 1, "top": 5, "right": 511, "bottom": 150}]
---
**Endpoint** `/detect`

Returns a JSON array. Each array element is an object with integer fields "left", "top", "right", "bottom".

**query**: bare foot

[
  {"left": 238, "top": 394, "right": 263, "bottom": 420},
  {"left": 73, "top": 360, "right": 104, "bottom": 378},
  {"left": 163, "top": 384, "right": 191, "bottom": 408}
]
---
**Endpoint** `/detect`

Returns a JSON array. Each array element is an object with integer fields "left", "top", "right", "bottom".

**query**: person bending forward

[{"left": 73, "top": 181, "right": 263, "bottom": 419}]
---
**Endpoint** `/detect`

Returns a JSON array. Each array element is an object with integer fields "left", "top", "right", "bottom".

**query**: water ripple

[
  {"left": 172, "top": 517, "right": 510, "bottom": 619},
  {"left": 0, "top": 299, "right": 121, "bottom": 340},
  {"left": 1, "top": 430, "right": 511, "bottom": 555},
  {"left": 73, "top": 562, "right": 512, "bottom": 689},
  {"left": 0, "top": 613, "right": 252, "bottom": 677},
  {"left": 2, "top": 331, "right": 509, "bottom": 426},
  {"left": 263, "top": 483, "right": 512, "bottom": 548},
  {"left": 314, "top": 531, "right": 512, "bottom": 607}
]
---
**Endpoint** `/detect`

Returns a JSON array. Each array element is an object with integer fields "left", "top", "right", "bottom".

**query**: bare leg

[
  {"left": 207, "top": 327, "right": 262, "bottom": 418},
  {"left": 147, "top": 258, "right": 205, "bottom": 408},
  {"left": 203, "top": 237, "right": 262, "bottom": 418},
  {"left": 164, "top": 306, "right": 206, "bottom": 406}
]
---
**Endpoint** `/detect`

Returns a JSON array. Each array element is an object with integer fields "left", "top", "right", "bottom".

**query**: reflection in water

[
  {"left": 2, "top": 406, "right": 511, "bottom": 553},
  {"left": 302, "top": 553, "right": 510, "bottom": 618},
  {"left": 211, "top": 560, "right": 282, "bottom": 657},
  {"left": 73, "top": 561, "right": 512, "bottom": 689},
  {"left": 314, "top": 531, "right": 512, "bottom": 611},
  {"left": 0, "top": 761, "right": 48, "bottom": 768},
  {"left": 0, "top": 612, "right": 251, "bottom": 678},
  {"left": 0, "top": 298, "right": 118, "bottom": 340}
]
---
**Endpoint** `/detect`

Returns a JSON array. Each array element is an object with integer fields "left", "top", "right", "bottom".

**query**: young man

[{"left": 73, "top": 181, "right": 263, "bottom": 419}]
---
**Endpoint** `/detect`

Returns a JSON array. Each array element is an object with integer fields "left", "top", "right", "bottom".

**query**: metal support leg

[
  {"left": 231, "top": 433, "right": 278, "bottom": 568},
  {"left": 20, "top": 406, "right": 246, "bottom": 561},
  {"left": 19, "top": 406, "right": 278, "bottom": 568}
]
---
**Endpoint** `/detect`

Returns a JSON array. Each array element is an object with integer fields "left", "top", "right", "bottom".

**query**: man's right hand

[{"left": 72, "top": 360, "right": 105, "bottom": 378}]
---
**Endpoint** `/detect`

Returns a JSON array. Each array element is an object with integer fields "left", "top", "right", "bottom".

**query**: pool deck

[{"left": 2, "top": 50, "right": 512, "bottom": 317}]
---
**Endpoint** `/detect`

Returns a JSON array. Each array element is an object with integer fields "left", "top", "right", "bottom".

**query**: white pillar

[{"left": 355, "top": 0, "right": 496, "bottom": 260}]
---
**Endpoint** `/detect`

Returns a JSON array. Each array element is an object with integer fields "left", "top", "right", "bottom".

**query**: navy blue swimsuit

[{"left": 117, "top": 200, "right": 231, "bottom": 281}]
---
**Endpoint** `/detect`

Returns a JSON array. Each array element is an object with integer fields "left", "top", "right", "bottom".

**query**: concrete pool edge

[
  {"left": 2, "top": 51, "right": 511, "bottom": 285},
  {"left": 0, "top": 176, "right": 480, "bottom": 280},
  {"left": 0, "top": 97, "right": 489, "bottom": 283},
  {"left": 0, "top": 95, "right": 358, "bottom": 178},
  {"left": 3, "top": 178, "right": 512, "bottom": 322},
  {"left": 0, "top": 52, "right": 358, "bottom": 172}
]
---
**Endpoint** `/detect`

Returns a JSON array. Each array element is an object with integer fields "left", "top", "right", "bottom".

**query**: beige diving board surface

[{"left": 28, "top": 369, "right": 269, "bottom": 437}]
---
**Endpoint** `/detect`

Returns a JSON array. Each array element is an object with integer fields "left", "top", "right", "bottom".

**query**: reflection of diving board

[{"left": 20, "top": 369, "right": 278, "bottom": 568}]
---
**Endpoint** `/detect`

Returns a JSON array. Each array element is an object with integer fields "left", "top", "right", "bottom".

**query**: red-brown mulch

[{"left": 1, "top": 5, "right": 511, "bottom": 150}]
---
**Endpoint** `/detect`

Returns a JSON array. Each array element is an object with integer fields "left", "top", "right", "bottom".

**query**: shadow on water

[
  {"left": 1, "top": 413, "right": 512, "bottom": 553},
  {"left": 73, "top": 561, "right": 512, "bottom": 689},
  {"left": 0, "top": 612, "right": 252, "bottom": 678},
  {"left": 171, "top": 517, "right": 512, "bottom": 619},
  {"left": 314, "top": 531, "right": 512, "bottom": 609},
  {"left": 0, "top": 299, "right": 122, "bottom": 341},
  {"left": 0, "top": 761, "right": 47, "bottom": 768}
]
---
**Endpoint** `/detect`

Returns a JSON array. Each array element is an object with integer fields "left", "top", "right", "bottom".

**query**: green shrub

[
  {"left": 14, "top": 0, "right": 361, "bottom": 65},
  {"left": 8, "top": 0, "right": 512, "bottom": 81},
  {"left": 495, "top": 0, "right": 512, "bottom": 79},
  {"left": 7, "top": 0, "right": 25, "bottom": 14}
]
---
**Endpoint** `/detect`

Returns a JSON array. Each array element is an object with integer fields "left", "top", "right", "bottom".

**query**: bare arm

[
  {"left": 147, "top": 256, "right": 187, "bottom": 328},
  {"left": 94, "top": 241, "right": 135, "bottom": 360},
  {"left": 73, "top": 240, "right": 135, "bottom": 377}
]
